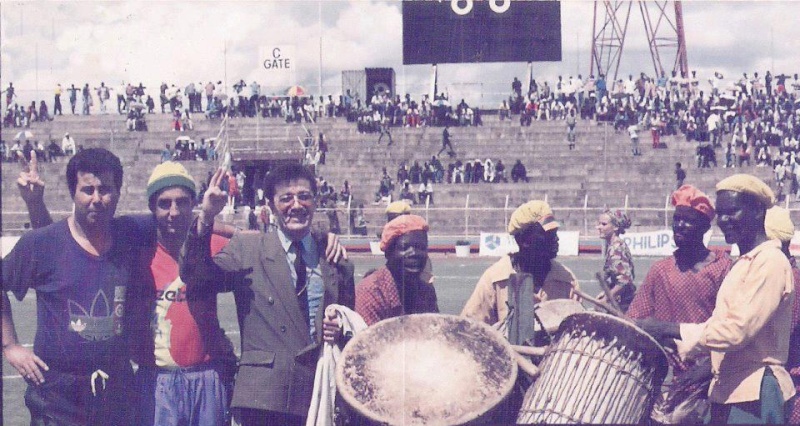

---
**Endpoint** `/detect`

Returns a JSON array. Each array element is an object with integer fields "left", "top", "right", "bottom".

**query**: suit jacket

[{"left": 181, "top": 225, "right": 355, "bottom": 416}]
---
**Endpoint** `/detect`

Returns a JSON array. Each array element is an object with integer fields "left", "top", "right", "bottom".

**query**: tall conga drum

[
  {"left": 517, "top": 312, "right": 668, "bottom": 424},
  {"left": 336, "top": 313, "right": 518, "bottom": 425}
]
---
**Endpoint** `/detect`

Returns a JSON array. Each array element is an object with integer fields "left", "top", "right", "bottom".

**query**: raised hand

[
  {"left": 198, "top": 168, "right": 228, "bottom": 231},
  {"left": 17, "top": 150, "right": 45, "bottom": 204},
  {"left": 325, "top": 232, "right": 348, "bottom": 264}
]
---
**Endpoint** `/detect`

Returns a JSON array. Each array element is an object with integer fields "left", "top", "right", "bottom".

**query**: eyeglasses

[{"left": 276, "top": 192, "right": 315, "bottom": 204}]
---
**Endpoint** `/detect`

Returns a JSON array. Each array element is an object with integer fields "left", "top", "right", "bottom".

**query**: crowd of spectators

[
  {"left": 369, "top": 157, "right": 527, "bottom": 205},
  {"left": 0, "top": 132, "right": 79, "bottom": 163},
  {"left": 160, "top": 137, "right": 218, "bottom": 163}
]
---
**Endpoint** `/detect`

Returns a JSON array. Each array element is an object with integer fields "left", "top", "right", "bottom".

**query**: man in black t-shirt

[{"left": 3, "top": 148, "right": 149, "bottom": 426}]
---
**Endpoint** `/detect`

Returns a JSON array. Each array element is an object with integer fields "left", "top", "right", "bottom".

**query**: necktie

[{"left": 293, "top": 241, "right": 309, "bottom": 327}]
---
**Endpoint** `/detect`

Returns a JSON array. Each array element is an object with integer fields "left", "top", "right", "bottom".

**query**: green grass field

[{"left": 2, "top": 254, "right": 660, "bottom": 425}]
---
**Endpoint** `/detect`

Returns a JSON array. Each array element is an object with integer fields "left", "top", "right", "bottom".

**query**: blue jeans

[
  {"left": 134, "top": 363, "right": 232, "bottom": 426},
  {"left": 710, "top": 367, "right": 785, "bottom": 424}
]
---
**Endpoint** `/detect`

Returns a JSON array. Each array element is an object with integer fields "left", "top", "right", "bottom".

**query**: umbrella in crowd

[
  {"left": 432, "top": 98, "right": 451, "bottom": 107},
  {"left": 710, "top": 105, "right": 728, "bottom": 112},
  {"left": 14, "top": 130, "right": 33, "bottom": 140},
  {"left": 286, "top": 85, "right": 306, "bottom": 97},
  {"left": 176, "top": 136, "right": 192, "bottom": 143},
  {"left": 129, "top": 101, "right": 145, "bottom": 110}
]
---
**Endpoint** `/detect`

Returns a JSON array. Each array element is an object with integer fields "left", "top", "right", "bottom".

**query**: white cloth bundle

[{"left": 306, "top": 304, "right": 368, "bottom": 426}]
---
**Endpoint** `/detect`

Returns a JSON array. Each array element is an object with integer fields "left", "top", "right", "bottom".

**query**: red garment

[
  {"left": 355, "top": 266, "right": 438, "bottom": 326},
  {"left": 627, "top": 249, "right": 732, "bottom": 323},
  {"left": 227, "top": 175, "right": 239, "bottom": 197},
  {"left": 146, "top": 235, "right": 231, "bottom": 367}
]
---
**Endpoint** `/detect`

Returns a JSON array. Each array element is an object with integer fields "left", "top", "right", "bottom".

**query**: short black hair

[
  {"left": 264, "top": 163, "right": 317, "bottom": 201},
  {"left": 66, "top": 148, "right": 123, "bottom": 198}
]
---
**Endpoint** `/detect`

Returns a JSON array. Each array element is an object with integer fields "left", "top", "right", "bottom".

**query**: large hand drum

[
  {"left": 517, "top": 312, "right": 668, "bottom": 424},
  {"left": 336, "top": 313, "right": 518, "bottom": 425}
]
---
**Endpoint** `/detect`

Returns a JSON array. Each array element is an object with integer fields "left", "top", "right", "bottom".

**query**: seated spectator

[
  {"left": 399, "top": 180, "right": 416, "bottom": 204},
  {"left": 511, "top": 159, "right": 529, "bottom": 183},
  {"left": 34, "top": 140, "right": 47, "bottom": 162},
  {"left": 61, "top": 132, "right": 76, "bottom": 156},
  {"left": 46, "top": 140, "right": 63, "bottom": 161},
  {"left": 495, "top": 159, "right": 508, "bottom": 183}
]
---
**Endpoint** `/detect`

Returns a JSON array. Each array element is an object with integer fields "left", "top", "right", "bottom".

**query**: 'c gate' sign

[{"left": 263, "top": 47, "right": 292, "bottom": 70}]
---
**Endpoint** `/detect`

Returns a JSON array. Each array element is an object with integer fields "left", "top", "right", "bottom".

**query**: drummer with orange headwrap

[
  {"left": 355, "top": 214, "right": 439, "bottom": 325},
  {"left": 461, "top": 200, "right": 580, "bottom": 330},
  {"left": 627, "top": 185, "right": 733, "bottom": 423}
]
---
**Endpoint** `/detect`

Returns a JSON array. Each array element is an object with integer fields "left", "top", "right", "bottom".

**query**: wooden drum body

[
  {"left": 517, "top": 312, "right": 668, "bottom": 424},
  {"left": 336, "top": 313, "right": 518, "bottom": 426}
]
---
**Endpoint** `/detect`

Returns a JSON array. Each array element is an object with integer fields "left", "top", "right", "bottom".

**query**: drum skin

[
  {"left": 517, "top": 312, "right": 669, "bottom": 424},
  {"left": 336, "top": 313, "right": 518, "bottom": 426}
]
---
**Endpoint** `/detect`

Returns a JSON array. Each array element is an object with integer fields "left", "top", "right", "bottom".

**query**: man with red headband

[{"left": 355, "top": 214, "right": 438, "bottom": 325}]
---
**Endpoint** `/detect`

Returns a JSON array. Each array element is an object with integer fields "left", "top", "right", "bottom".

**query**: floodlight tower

[{"left": 590, "top": 0, "right": 689, "bottom": 81}]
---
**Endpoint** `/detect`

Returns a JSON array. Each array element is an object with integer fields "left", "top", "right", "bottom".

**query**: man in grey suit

[{"left": 182, "top": 163, "right": 355, "bottom": 426}]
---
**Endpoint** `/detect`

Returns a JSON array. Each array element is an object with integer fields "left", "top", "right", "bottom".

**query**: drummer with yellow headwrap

[
  {"left": 461, "top": 200, "right": 580, "bottom": 329},
  {"left": 764, "top": 206, "right": 800, "bottom": 424},
  {"left": 639, "top": 174, "right": 795, "bottom": 424}
]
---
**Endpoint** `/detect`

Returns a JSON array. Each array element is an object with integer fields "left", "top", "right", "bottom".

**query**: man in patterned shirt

[
  {"left": 628, "top": 184, "right": 732, "bottom": 422},
  {"left": 355, "top": 214, "right": 438, "bottom": 325},
  {"left": 628, "top": 185, "right": 732, "bottom": 324}
]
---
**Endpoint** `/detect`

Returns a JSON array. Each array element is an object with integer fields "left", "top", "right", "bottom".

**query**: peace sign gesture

[
  {"left": 198, "top": 167, "right": 228, "bottom": 231},
  {"left": 17, "top": 150, "right": 45, "bottom": 205}
]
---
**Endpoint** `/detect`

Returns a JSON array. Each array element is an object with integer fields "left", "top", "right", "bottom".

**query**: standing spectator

[
  {"left": 117, "top": 81, "right": 128, "bottom": 114},
  {"left": 377, "top": 115, "right": 393, "bottom": 145},
  {"left": 160, "top": 143, "right": 173, "bottom": 163},
  {"left": 675, "top": 162, "right": 686, "bottom": 189},
  {"left": 97, "top": 82, "right": 110, "bottom": 114},
  {"left": 317, "top": 133, "right": 327, "bottom": 165},
  {"left": 651, "top": 114, "right": 663, "bottom": 148},
  {"left": 596, "top": 209, "right": 636, "bottom": 311},
  {"left": 205, "top": 81, "right": 215, "bottom": 111},
  {"left": 566, "top": 109, "right": 577, "bottom": 150},
  {"left": 53, "top": 84, "right": 63, "bottom": 116},
  {"left": 68, "top": 83, "right": 78, "bottom": 114},
  {"left": 82, "top": 83, "right": 92, "bottom": 115},
  {"left": 437, "top": 125, "right": 456, "bottom": 158},
  {"left": 38, "top": 100, "right": 50, "bottom": 122},
  {"left": 628, "top": 121, "right": 641, "bottom": 156}
]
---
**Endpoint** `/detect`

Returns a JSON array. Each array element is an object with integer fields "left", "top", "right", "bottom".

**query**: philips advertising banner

[
  {"left": 621, "top": 230, "right": 713, "bottom": 257},
  {"left": 479, "top": 231, "right": 579, "bottom": 257}
]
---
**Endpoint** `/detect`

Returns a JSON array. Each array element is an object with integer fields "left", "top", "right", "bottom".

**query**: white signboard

[
  {"left": 621, "top": 230, "right": 713, "bottom": 257},
  {"left": 259, "top": 45, "right": 296, "bottom": 86},
  {"left": 479, "top": 231, "right": 579, "bottom": 257}
]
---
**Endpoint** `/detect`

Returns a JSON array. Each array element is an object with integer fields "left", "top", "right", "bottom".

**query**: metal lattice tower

[{"left": 590, "top": 0, "right": 688, "bottom": 81}]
